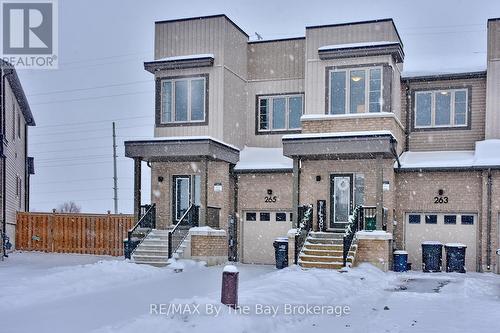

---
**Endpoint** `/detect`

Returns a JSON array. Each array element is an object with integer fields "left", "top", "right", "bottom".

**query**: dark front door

[{"left": 330, "top": 174, "right": 354, "bottom": 230}]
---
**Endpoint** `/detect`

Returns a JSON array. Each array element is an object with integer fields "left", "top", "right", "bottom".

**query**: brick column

[{"left": 355, "top": 231, "right": 393, "bottom": 271}]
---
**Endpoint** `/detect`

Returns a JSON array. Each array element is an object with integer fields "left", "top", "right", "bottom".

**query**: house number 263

[{"left": 434, "top": 196, "right": 448, "bottom": 204}]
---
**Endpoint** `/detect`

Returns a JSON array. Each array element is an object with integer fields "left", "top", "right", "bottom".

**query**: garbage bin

[
  {"left": 273, "top": 238, "right": 289, "bottom": 269},
  {"left": 365, "top": 216, "right": 376, "bottom": 231},
  {"left": 445, "top": 243, "right": 467, "bottom": 273},
  {"left": 393, "top": 250, "right": 408, "bottom": 272},
  {"left": 421, "top": 241, "right": 443, "bottom": 272}
]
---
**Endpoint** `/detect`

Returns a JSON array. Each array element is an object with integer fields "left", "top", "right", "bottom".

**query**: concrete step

[
  {"left": 141, "top": 239, "right": 168, "bottom": 245},
  {"left": 299, "top": 254, "right": 354, "bottom": 263},
  {"left": 304, "top": 243, "right": 343, "bottom": 251},
  {"left": 134, "top": 249, "right": 168, "bottom": 255},
  {"left": 306, "top": 238, "right": 343, "bottom": 245},
  {"left": 298, "top": 260, "right": 345, "bottom": 270},
  {"left": 302, "top": 249, "right": 355, "bottom": 257},
  {"left": 132, "top": 253, "right": 168, "bottom": 261},
  {"left": 309, "top": 232, "right": 344, "bottom": 239}
]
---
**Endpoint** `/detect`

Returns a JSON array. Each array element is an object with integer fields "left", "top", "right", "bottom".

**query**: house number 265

[{"left": 264, "top": 196, "right": 277, "bottom": 203}]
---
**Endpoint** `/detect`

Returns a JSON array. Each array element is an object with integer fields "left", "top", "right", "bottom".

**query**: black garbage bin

[
  {"left": 273, "top": 238, "right": 288, "bottom": 269},
  {"left": 421, "top": 241, "right": 443, "bottom": 272},
  {"left": 445, "top": 243, "right": 467, "bottom": 273}
]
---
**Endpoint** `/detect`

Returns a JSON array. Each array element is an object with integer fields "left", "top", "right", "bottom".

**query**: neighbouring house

[
  {"left": 124, "top": 15, "right": 500, "bottom": 273},
  {"left": 0, "top": 60, "right": 36, "bottom": 255}
]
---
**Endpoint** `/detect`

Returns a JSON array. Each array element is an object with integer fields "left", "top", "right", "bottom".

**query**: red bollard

[{"left": 221, "top": 265, "right": 239, "bottom": 308}]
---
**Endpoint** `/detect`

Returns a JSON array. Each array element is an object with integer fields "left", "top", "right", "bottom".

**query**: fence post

[{"left": 49, "top": 209, "right": 56, "bottom": 252}]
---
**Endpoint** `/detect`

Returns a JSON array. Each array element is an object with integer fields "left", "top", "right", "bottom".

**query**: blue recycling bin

[
  {"left": 393, "top": 250, "right": 408, "bottom": 272},
  {"left": 421, "top": 241, "right": 443, "bottom": 272},
  {"left": 445, "top": 243, "right": 466, "bottom": 273},
  {"left": 273, "top": 238, "right": 289, "bottom": 269}
]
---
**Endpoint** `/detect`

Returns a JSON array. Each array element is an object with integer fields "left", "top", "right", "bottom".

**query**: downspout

[
  {"left": 487, "top": 168, "right": 492, "bottom": 270},
  {"left": 390, "top": 137, "right": 401, "bottom": 168},
  {"left": 24, "top": 123, "right": 29, "bottom": 211},
  {"left": 1, "top": 69, "right": 10, "bottom": 257},
  {"left": 404, "top": 82, "right": 410, "bottom": 152}
]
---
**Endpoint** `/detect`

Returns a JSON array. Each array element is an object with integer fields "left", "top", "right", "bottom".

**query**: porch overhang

[
  {"left": 124, "top": 136, "right": 240, "bottom": 164},
  {"left": 282, "top": 130, "right": 398, "bottom": 159}
]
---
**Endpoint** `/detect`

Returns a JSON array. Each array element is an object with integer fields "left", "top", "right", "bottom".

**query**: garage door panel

[
  {"left": 242, "top": 211, "right": 292, "bottom": 265},
  {"left": 405, "top": 213, "right": 477, "bottom": 272}
]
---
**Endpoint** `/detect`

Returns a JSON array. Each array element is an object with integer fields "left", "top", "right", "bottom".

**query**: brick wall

[
  {"left": 301, "top": 115, "right": 405, "bottom": 154},
  {"left": 355, "top": 237, "right": 392, "bottom": 271},
  {"left": 191, "top": 234, "right": 228, "bottom": 257}
]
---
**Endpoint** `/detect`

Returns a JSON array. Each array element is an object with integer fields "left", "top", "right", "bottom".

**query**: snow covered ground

[{"left": 0, "top": 252, "right": 499, "bottom": 333}]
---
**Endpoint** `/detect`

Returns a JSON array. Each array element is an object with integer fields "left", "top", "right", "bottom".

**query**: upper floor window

[
  {"left": 160, "top": 75, "right": 206, "bottom": 124},
  {"left": 414, "top": 89, "right": 468, "bottom": 128},
  {"left": 329, "top": 67, "right": 382, "bottom": 115},
  {"left": 258, "top": 94, "right": 303, "bottom": 132}
]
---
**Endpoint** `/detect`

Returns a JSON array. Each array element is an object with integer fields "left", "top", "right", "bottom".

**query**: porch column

[
  {"left": 133, "top": 158, "right": 142, "bottom": 221},
  {"left": 292, "top": 158, "right": 300, "bottom": 228},
  {"left": 376, "top": 154, "right": 384, "bottom": 229}
]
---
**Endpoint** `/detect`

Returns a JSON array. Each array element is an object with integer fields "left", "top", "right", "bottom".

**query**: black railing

[
  {"left": 342, "top": 205, "right": 361, "bottom": 267},
  {"left": 168, "top": 204, "right": 199, "bottom": 258},
  {"left": 139, "top": 204, "right": 153, "bottom": 219},
  {"left": 294, "top": 204, "right": 313, "bottom": 264},
  {"left": 124, "top": 204, "right": 156, "bottom": 259}
]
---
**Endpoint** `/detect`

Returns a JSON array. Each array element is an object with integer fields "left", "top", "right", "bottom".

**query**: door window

[
  {"left": 331, "top": 174, "right": 353, "bottom": 226},
  {"left": 174, "top": 176, "right": 191, "bottom": 221}
]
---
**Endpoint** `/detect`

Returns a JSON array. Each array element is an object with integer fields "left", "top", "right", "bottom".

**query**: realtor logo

[{"left": 1, "top": 0, "right": 58, "bottom": 69}]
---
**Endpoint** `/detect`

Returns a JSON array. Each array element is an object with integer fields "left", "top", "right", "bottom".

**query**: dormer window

[
  {"left": 328, "top": 66, "right": 382, "bottom": 115},
  {"left": 159, "top": 74, "right": 208, "bottom": 125},
  {"left": 414, "top": 89, "right": 468, "bottom": 129}
]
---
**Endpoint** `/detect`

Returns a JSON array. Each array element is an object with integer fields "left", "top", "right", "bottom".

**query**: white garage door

[
  {"left": 405, "top": 213, "right": 477, "bottom": 272},
  {"left": 242, "top": 211, "right": 292, "bottom": 264}
]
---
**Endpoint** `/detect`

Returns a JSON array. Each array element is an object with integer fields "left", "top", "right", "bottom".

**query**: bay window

[
  {"left": 329, "top": 67, "right": 382, "bottom": 114},
  {"left": 415, "top": 89, "right": 468, "bottom": 128},
  {"left": 258, "top": 94, "right": 303, "bottom": 132},
  {"left": 160, "top": 75, "right": 207, "bottom": 124}
]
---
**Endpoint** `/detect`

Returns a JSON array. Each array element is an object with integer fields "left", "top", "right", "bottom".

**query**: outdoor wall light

[
  {"left": 316, "top": 175, "right": 321, "bottom": 182},
  {"left": 158, "top": 176, "right": 164, "bottom": 183},
  {"left": 267, "top": 189, "right": 273, "bottom": 195},
  {"left": 438, "top": 189, "right": 444, "bottom": 196}
]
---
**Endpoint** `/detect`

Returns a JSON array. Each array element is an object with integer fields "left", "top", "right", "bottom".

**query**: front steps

[
  {"left": 298, "top": 231, "right": 357, "bottom": 270},
  {"left": 131, "top": 229, "right": 170, "bottom": 267}
]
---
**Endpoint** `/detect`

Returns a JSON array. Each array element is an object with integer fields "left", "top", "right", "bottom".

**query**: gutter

[
  {"left": 487, "top": 169, "right": 492, "bottom": 270},
  {"left": 1, "top": 69, "right": 9, "bottom": 258}
]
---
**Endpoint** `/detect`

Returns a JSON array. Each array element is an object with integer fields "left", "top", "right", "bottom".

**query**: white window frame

[
  {"left": 414, "top": 89, "right": 468, "bottom": 129},
  {"left": 257, "top": 94, "right": 304, "bottom": 132},
  {"left": 328, "top": 66, "right": 383, "bottom": 115},
  {"left": 160, "top": 76, "right": 206, "bottom": 124}
]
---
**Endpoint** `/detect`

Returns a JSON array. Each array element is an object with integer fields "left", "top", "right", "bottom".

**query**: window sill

[
  {"left": 156, "top": 120, "right": 208, "bottom": 127},
  {"left": 412, "top": 125, "right": 470, "bottom": 132},
  {"left": 256, "top": 129, "right": 301, "bottom": 135}
]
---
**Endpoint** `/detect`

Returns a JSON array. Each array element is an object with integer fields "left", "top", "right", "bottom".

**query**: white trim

[
  {"left": 414, "top": 88, "right": 468, "bottom": 129},
  {"left": 282, "top": 130, "right": 395, "bottom": 140}
]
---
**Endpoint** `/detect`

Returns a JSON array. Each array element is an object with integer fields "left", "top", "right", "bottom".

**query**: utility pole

[{"left": 112, "top": 122, "right": 118, "bottom": 214}]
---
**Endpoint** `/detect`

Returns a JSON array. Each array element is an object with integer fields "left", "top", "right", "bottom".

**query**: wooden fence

[{"left": 16, "top": 212, "right": 135, "bottom": 256}]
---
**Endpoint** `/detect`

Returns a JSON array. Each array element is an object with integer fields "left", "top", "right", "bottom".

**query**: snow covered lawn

[{"left": 1, "top": 252, "right": 499, "bottom": 333}]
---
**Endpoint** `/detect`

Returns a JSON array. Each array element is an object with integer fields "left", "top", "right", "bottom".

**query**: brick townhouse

[{"left": 124, "top": 15, "right": 500, "bottom": 273}]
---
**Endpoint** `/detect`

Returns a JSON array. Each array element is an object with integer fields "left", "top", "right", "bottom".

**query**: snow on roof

[
  {"left": 126, "top": 136, "right": 239, "bottom": 151},
  {"left": 397, "top": 139, "right": 500, "bottom": 169},
  {"left": 401, "top": 67, "right": 487, "bottom": 79},
  {"left": 282, "top": 130, "right": 394, "bottom": 140},
  {"left": 151, "top": 53, "right": 214, "bottom": 62},
  {"left": 318, "top": 41, "right": 399, "bottom": 51},
  {"left": 234, "top": 147, "right": 292, "bottom": 171}
]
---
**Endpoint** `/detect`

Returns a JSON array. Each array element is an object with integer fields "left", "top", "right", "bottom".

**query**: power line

[
  {"left": 30, "top": 90, "right": 151, "bottom": 106},
  {"left": 27, "top": 79, "right": 151, "bottom": 97},
  {"left": 34, "top": 115, "right": 151, "bottom": 129}
]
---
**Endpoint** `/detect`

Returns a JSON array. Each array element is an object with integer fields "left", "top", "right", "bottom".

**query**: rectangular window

[
  {"left": 17, "top": 113, "right": 21, "bottom": 138},
  {"left": 276, "top": 212, "right": 287, "bottom": 222},
  {"left": 245, "top": 212, "right": 256, "bottom": 221},
  {"left": 160, "top": 76, "right": 206, "bottom": 123},
  {"left": 260, "top": 212, "right": 271, "bottom": 222},
  {"left": 12, "top": 102, "right": 16, "bottom": 141},
  {"left": 409, "top": 214, "right": 421, "bottom": 224},
  {"left": 425, "top": 214, "right": 437, "bottom": 224},
  {"left": 329, "top": 66, "right": 383, "bottom": 115},
  {"left": 444, "top": 215, "right": 457, "bottom": 224},
  {"left": 461, "top": 215, "right": 474, "bottom": 225},
  {"left": 414, "top": 89, "right": 468, "bottom": 128},
  {"left": 257, "top": 94, "right": 303, "bottom": 132}
]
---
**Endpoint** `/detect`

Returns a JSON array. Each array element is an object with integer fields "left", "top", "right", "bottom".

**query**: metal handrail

[
  {"left": 124, "top": 204, "right": 156, "bottom": 259},
  {"left": 294, "top": 204, "right": 313, "bottom": 264},
  {"left": 168, "top": 204, "right": 199, "bottom": 258}
]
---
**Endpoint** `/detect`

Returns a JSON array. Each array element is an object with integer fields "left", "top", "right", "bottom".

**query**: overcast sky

[{"left": 20, "top": 0, "right": 500, "bottom": 213}]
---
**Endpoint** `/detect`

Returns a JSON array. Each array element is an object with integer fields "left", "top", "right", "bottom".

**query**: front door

[
  {"left": 330, "top": 174, "right": 353, "bottom": 230},
  {"left": 173, "top": 176, "right": 191, "bottom": 222}
]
